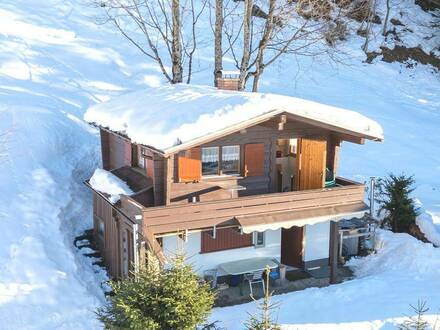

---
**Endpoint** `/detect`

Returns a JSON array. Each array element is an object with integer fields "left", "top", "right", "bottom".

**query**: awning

[{"left": 237, "top": 202, "right": 368, "bottom": 233}]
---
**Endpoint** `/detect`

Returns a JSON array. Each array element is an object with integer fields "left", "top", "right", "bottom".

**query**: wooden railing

[{"left": 143, "top": 177, "right": 365, "bottom": 234}]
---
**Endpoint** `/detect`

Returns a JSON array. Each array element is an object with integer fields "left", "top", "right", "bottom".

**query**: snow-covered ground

[
  {"left": 0, "top": 0, "right": 439, "bottom": 329},
  {"left": 212, "top": 230, "right": 440, "bottom": 329}
]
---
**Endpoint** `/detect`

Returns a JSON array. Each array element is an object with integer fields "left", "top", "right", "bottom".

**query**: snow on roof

[
  {"left": 89, "top": 168, "right": 134, "bottom": 203},
  {"left": 84, "top": 84, "right": 384, "bottom": 153}
]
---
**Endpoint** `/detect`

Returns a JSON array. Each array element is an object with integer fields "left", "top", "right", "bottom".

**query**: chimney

[{"left": 217, "top": 70, "right": 240, "bottom": 91}]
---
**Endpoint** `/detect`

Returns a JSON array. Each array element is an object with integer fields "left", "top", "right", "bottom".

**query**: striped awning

[{"left": 236, "top": 202, "right": 368, "bottom": 233}]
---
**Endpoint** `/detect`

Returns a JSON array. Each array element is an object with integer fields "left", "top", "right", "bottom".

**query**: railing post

[{"left": 369, "top": 177, "right": 376, "bottom": 219}]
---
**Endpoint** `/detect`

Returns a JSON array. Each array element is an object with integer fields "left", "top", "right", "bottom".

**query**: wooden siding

[
  {"left": 93, "top": 192, "right": 121, "bottom": 277},
  {"left": 143, "top": 179, "right": 365, "bottom": 234},
  {"left": 100, "top": 129, "right": 111, "bottom": 170},
  {"left": 108, "top": 132, "right": 132, "bottom": 170},
  {"left": 201, "top": 228, "right": 253, "bottom": 253}
]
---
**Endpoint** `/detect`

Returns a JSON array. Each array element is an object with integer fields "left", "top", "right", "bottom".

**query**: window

[
  {"left": 222, "top": 145, "right": 240, "bottom": 174},
  {"left": 253, "top": 232, "right": 265, "bottom": 247},
  {"left": 98, "top": 219, "right": 105, "bottom": 238},
  {"left": 201, "top": 147, "right": 219, "bottom": 176},
  {"left": 138, "top": 146, "right": 146, "bottom": 168},
  {"left": 201, "top": 145, "right": 240, "bottom": 176}
]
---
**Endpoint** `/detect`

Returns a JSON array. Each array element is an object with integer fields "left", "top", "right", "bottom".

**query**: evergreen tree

[
  {"left": 376, "top": 174, "right": 419, "bottom": 233},
  {"left": 399, "top": 301, "right": 431, "bottom": 330},
  {"left": 244, "top": 267, "right": 281, "bottom": 330},
  {"left": 97, "top": 256, "right": 215, "bottom": 330}
]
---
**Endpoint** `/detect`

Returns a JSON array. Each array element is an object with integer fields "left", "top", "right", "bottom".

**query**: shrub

[
  {"left": 97, "top": 256, "right": 215, "bottom": 330},
  {"left": 376, "top": 174, "right": 419, "bottom": 233}
]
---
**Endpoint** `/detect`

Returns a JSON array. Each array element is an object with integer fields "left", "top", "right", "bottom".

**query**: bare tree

[
  {"left": 214, "top": 0, "right": 224, "bottom": 85},
  {"left": 224, "top": 0, "right": 344, "bottom": 91},
  {"left": 94, "top": 0, "right": 206, "bottom": 84},
  {"left": 382, "top": 0, "right": 391, "bottom": 36}
]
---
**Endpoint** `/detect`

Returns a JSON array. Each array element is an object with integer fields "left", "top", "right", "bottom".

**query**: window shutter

[
  {"left": 131, "top": 144, "right": 138, "bottom": 167},
  {"left": 244, "top": 143, "right": 265, "bottom": 177},
  {"left": 178, "top": 147, "right": 201, "bottom": 182},
  {"left": 201, "top": 228, "right": 253, "bottom": 253}
]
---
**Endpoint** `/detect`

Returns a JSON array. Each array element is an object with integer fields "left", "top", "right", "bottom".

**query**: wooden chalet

[{"left": 84, "top": 78, "right": 383, "bottom": 287}]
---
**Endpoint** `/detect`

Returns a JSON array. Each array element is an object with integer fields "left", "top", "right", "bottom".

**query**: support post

[
  {"left": 329, "top": 220, "right": 339, "bottom": 284},
  {"left": 132, "top": 223, "right": 140, "bottom": 275}
]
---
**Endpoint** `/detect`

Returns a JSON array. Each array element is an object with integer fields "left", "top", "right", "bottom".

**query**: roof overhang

[{"left": 162, "top": 110, "right": 383, "bottom": 156}]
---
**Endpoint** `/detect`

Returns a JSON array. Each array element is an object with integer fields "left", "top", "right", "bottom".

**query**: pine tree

[
  {"left": 376, "top": 174, "right": 419, "bottom": 233},
  {"left": 96, "top": 256, "right": 215, "bottom": 330},
  {"left": 244, "top": 267, "right": 281, "bottom": 330},
  {"left": 399, "top": 301, "right": 431, "bottom": 330}
]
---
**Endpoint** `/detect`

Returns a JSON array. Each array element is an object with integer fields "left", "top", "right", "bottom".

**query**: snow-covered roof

[
  {"left": 84, "top": 84, "right": 384, "bottom": 154},
  {"left": 89, "top": 168, "right": 134, "bottom": 203}
]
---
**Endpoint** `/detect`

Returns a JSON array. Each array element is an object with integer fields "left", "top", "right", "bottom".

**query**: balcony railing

[{"left": 143, "top": 177, "right": 366, "bottom": 234}]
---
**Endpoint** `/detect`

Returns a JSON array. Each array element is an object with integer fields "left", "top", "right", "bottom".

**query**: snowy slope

[
  {"left": 0, "top": 0, "right": 439, "bottom": 329},
  {"left": 0, "top": 0, "right": 160, "bottom": 328}
]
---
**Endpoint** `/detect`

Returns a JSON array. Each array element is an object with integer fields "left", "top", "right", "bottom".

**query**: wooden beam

[
  {"left": 329, "top": 220, "right": 339, "bottom": 284},
  {"left": 335, "top": 133, "right": 365, "bottom": 145}
]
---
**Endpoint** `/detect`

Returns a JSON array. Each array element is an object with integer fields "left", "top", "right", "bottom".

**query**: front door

[
  {"left": 295, "top": 138, "right": 327, "bottom": 190},
  {"left": 281, "top": 226, "right": 304, "bottom": 268}
]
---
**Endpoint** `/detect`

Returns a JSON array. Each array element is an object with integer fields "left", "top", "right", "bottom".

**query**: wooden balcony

[{"left": 142, "top": 177, "right": 367, "bottom": 235}]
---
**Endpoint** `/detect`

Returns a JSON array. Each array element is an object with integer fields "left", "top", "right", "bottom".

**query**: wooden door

[
  {"left": 296, "top": 138, "right": 327, "bottom": 190},
  {"left": 281, "top": 226, "right": 304, "bottom": 268},
  {"left": 244, "top": 143, "right": 265, "bottom": 177}
]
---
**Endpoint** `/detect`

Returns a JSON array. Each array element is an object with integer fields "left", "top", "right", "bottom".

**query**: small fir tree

[
  {"left": 376, "top": 174, "right": 419, "bottom": 233},
  {"left": 244, "top": 267, "right": 281, "bottom": 330},
  {"left": 399, "top": 301, "right": 431, "bottom": 330},
  {"left": 97, "top": 256, "right": 215, "bottom": 330}
]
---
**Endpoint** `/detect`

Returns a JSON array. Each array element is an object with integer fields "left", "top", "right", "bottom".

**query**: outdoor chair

[
  {"left": 244, "top": 270, "right": 265, "bottom": 296},
  {"left": 203, "top": 269, "right": 218, "bottom": 289}
]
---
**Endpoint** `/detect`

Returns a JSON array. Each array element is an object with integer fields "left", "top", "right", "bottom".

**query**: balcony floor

[{"left": 214, "top": 266, "right": 353, "bottom": 307}]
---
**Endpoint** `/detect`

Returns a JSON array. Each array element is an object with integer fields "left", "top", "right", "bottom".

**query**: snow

[
  {"left": 416, "top": 211, "right": 440, "bottom": 247},
  {"left": 84, "top": 84, "right": 384, "bottom": 152},
  {"left": 89, "top": 168, "right": 133, "bottom": 203},
  {"left": 211, "top": 230, "right": 440, "bottom": 329},
  {"left": 0, "top": 0, "right": 439, "bottom": 328}
]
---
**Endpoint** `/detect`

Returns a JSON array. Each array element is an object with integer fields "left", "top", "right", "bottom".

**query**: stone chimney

[{"left": 216, "top": 70, "right": 240, "bottom": 91}]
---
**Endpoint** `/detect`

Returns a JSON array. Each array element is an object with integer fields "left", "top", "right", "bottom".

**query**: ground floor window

[
  {"left": 98, "top": 219, "right": 105, "bottom": 238},
  {"left": 253, "top": 231, "right": 265, "bottom": 247}
]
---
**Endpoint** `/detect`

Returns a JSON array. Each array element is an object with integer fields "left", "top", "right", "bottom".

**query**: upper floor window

[
  {"left": 222, "top": 145, "right": 240, "bottom": 174},
  {"left": 201, "top": 145, "right": 240, "bottom": 176},
  {"left": 138, "top": 146, "right": 146, "bottom": 168},
  {"left": 201, "top": 147, "right": 219, "bottom": 175}
]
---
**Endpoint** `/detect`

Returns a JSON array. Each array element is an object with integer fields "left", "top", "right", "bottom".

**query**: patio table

[{"left": 218, "top": 257, "right": 278, "bottom": 275}]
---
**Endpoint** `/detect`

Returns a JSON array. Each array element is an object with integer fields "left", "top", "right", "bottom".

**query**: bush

[
  {"left": 376, "top": 174, "right": 419, "bottom": 233},
  {"left": 97, "top": 256, "right": 215, "bottom": 330}
]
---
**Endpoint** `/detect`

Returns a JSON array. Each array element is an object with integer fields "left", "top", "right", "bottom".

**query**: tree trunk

[
  {"left": 239, "top": 0, "right": 253, "bottom": 90},
  {"left": 214, "top": 0, "right": 224, "bottom": 86},
  {"left": 251, "top": 0, "right": 275, "bottom": 92},
  {"left": 171, "top": 0, "right": 183, "bottom": 83},
  {"left": 382, "top": 0, "right": 390, "bottom": 36}
]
